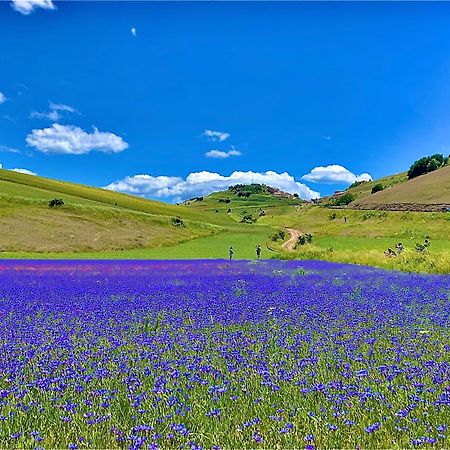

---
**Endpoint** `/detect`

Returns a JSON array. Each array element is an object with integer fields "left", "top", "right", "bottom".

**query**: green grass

[
  {"left": 351, "top": 165, "right": 450, "bottom": 207},
  {"left": 315, "top": 235, "right": 450, "bottom": 252},
  {"left": 1, "top": 168, "right": 449, "bottom": 273},
  {"left": 0, "top": 168, "right": 227, "bottom": 224},
  {"left": 0, "top": 225, "right": 272, "bottom": 260},
  {"left": 263, "top": 205, "right": 450, "bottom": 273},
  {"left": 277, "top": 247, "right": 450, "bottom": 274}
]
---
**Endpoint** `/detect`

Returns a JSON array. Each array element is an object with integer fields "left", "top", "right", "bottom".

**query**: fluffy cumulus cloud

[
  {"left": 302, "top": 165, "right": 372, "bottom": 184},
  {"left": 202, "top": 129, "right": 230, "bottom": 142},
  {"left": 10, "top": 0, "right": 55, "bottom": 14},
  {"left": 0, "top": 92, "right": 7, "bottom": 104},
  {"left": 26, "top": 124, "right": 129, "bottom": 155},
  {"left": 205, "top": 149, "right": 242, "bottom": 159},
  {"left": 105, "top": 170, "right": 320, "bottom": 202},
  {"left": 30, "top": 102, "right": 78, "bottom": 122},
  {"left": 10, "top": 168, "right": 37, "bottom": 175},
  {"left": 0, "top": 163, "right": 36, "bottom": 175}
]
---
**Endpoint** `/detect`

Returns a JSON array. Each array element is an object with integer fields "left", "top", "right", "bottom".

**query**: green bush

[
  {"left": 371, "top": 183, "right": 384, "bottom": 194},
  {"left": 171, "top": 216, "right": 185, "bottom": 227},
  {"left": 240, "top": 214, "right": 256, "bottom": 224},
  {"left": 48, "top": 198, "right": 64, "bottom": 207},
  {"left": 271, "top": 230, "right": 286, "bottom": 242},
  {"left": 298, "top": 233, "right": 313, "bottom": 246},
  {"left": 331, "top": 193, "right": 355, "bottom": 206}
]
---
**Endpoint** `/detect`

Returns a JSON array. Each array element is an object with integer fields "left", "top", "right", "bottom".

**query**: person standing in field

[
  {"left": 256, "top": 244, "right": 262, "bottom": 259},
  {"left": 229, "top": 246, "right": 234, "bottom": 260}
]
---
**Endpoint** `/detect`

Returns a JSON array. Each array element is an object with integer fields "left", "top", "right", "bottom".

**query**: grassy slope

[
  {"left": 0, "top": 225, "right": 272, "bottom": 260},
  {"left": 262, "top": 205, "right": 450, "bottom": 272},
  {"left": 345, "top": 172, "right": 408, "bottom": 199},
  {"left": 1, "top": 169, "right": 449, "bottom": 272},
  {"left": 0, "top": 169, "right": 224, "bottom": 253},
  {"left": 0, "top": 169, "right": 230, "bottom": 223},
  {"left": 350, "top": 165, "right": 450, "bottom": 207}
]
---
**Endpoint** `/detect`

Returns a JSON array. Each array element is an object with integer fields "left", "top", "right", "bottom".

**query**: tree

[
  {"left": 331, "top": 193, "right": 355, "bottom": 206},
  {"left": 371, "top": 183, "right": 384, "bottom": 194},
  {"left": 426, "top": 158, "right": 441, "bottom": 173},
  {"left": 408, "top": 154, "right": 448, "bottom": 179}
]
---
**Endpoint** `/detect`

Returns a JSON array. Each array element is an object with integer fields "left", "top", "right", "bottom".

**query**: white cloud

[
  {"left": 10, "top": 0, "right": 55, "bottom": 15},
  {"left": 26, "top": 124, "right": 129, "bottom": 155},
  {"left": 0, "top": 145, "right": 21, "bottom": 154},
  {"left": 30, "top": 101, "right": 78, "bottom": 122},
  {"left": 10, "top": 168, "right": 37, "bottom": 175},
  {"left": 0, "top": 92, "right": 7, "bottom": 104},
  {"left": 49, "top": 102, "right": 76, "bottom": 113},
  {"left": 131, "top": 27, "right": 137, "bottom": 37},
  {"left": 205, "top": 149, "right": 242, "bottom": 159},
  {"left": 302, "top": 164, "right": 372, "bottom": 184},
  {"left": 0, "top": 163, "right": 36, "bottom": 175},
  {"left": 105, "top": 170, "right": 320, "bottom": 202},
  {"left": 30, "top": 110, "right": 62, "bottom": 121},
  {"left": 202, "top": 129, "right": 230, "bottom": 142}
]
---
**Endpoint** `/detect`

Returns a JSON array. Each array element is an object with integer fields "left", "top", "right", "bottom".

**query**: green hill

[
  {"left": 0, "top": 168, "right": 221, "bottom": 253},
  {"left": 350, "top": 165, "right": 450, "bottom": 211},
  {"left": 183, "top": 183, "right": 304, "bottom": 222},
  {"left": 1, "top": 168, "right": 449, "bottom": 273}
]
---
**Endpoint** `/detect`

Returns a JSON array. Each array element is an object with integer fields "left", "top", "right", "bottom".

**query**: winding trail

[{"left": 281, "top": 228, "right": 301, "bottom": 251}]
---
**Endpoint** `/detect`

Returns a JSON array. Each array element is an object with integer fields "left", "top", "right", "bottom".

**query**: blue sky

[{"left": 1, "top": 1, "right": 450, "bottom": 201}]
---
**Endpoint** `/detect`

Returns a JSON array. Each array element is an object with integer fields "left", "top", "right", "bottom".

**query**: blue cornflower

[
  {"left": 253, "top": 432, "right": 263, "bottom": 443},
  {"left": 365, "top": 422, "right": 381, "bottom": 433}
]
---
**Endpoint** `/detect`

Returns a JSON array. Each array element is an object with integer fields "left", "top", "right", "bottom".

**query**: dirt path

[{"left": 281, "top": 228, "right": 301, "bottom": 251}]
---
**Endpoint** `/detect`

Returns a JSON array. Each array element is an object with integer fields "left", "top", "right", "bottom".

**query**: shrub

[
  {"left": 240, "top": 214, "right": 256, "bottom": 224},
  {"left": 331, "top": 193, "right": 355, "bottom": 206},
  {"left": 328, "top": 212, "right": 337, "bottom": 220},
  {"left": 416, "top": 238, "right": 430, "bottom": 252},
  {"left": 48, "top": 198, "right": 64, "bottom": 208},
  {"left": 348, "top": 180, "right": 369, "bottom": 189},
  {"left": 271, "top": 230, "right": 286, "bottom": 242},
  {"left": 171, "top": 216, "right": 185, "bottom": 227},
  {"left": 298, "top": 233, "right": 313, "bottom": 246},
  {"left": 371, "top": 183, "right": 384, "bottom": 194}
]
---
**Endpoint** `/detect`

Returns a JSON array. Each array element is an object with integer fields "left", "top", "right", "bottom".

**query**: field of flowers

[{"left": 0, "top": 260, "right": 449, "bottom": 449}]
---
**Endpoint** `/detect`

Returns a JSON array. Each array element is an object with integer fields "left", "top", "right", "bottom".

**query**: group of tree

[
  {"left": 407, "top": 154, "right": 448, "bottom": 180},
  {"left": 331, "top": 193, "right": 356, "bottom": 206}
]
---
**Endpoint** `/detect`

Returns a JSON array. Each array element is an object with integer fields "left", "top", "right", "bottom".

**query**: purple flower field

[{"left": 0, "top": 260, "right": 449, "bottom": 449}]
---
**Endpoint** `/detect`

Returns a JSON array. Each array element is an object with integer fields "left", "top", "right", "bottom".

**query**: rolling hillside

[
  {"left": 350, "top": 165, "right": 450, "bottom": 211},
  {"left": 183, "top": 183, "right": 304, "bottom": 223},
  {"left": 0, "top": 169, "right": 221, "bottom": 253}
]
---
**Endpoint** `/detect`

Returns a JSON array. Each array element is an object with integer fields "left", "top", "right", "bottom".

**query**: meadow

[{"left": 0, "top": 260, "right": 449, "bottom": 449}]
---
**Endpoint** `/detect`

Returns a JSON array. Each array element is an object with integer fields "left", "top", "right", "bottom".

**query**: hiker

[
  {"left": 344, "top": 216, "right": 347, "bottom": 223},
  {"left": 229, "top": 246, "right": 234, "bottom": 260},
  {"left": 256, "top": 244, "right": 261, "bottom": 259},
  {"left": 396, "top": 242, "right": 404, "bottom": 254}
]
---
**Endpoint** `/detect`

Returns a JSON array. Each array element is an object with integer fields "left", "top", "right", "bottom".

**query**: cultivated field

[{"left": 0, "top": 260, "right": 449, "bottom": 448}]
